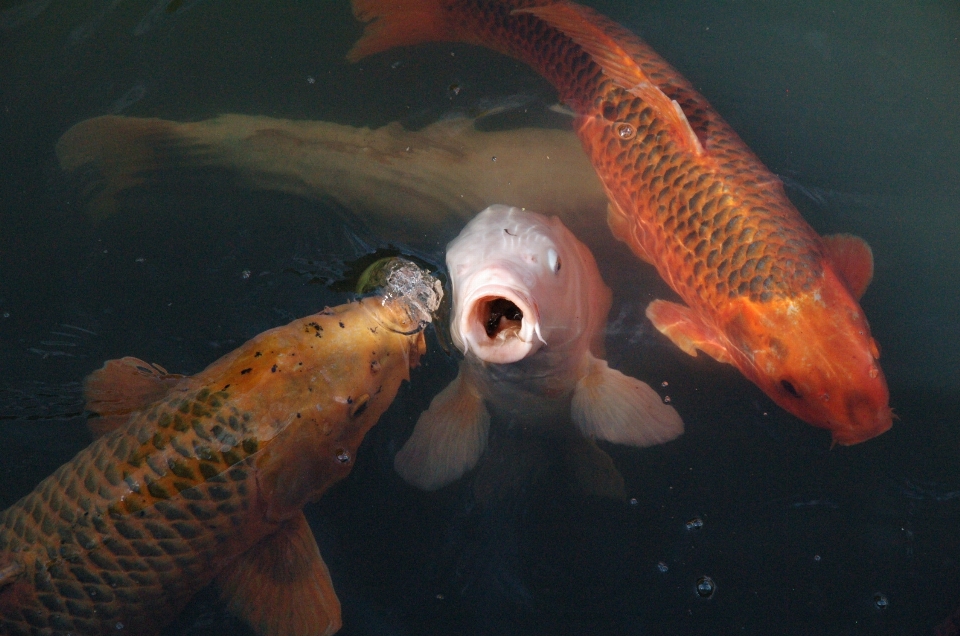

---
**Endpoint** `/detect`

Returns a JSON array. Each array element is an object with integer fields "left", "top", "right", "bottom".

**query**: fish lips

[{"left": 455, "top": 284, "right": 542, "bottom": 364}]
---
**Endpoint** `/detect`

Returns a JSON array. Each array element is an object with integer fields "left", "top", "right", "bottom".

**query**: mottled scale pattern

[
  {"left": 0, "top": 387, "right": 264, "bottom": 635},
  {"left": 438, "top": 0, "right": 825, "bottom": 310}
]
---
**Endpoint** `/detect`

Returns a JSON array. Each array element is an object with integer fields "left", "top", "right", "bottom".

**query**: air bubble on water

[
  {"left": 307, "top": 76, "right": 316, "bottom": 84},
  {"left": 873, "top": 592, "right": 888, "bottom": 609},
  {"left": 336, "top": 448, "right": 351, "bottom": 464},
  {"left": 685, "top": 516, "right": 704, "bottom": 531},
  {"left": 115, "top": 623, "right": 124, "bottom": 630},
  {"left": 663, "top": 395, "right": 671, "bottom": 403},
  {"left": 2, "top": 312, "right": 8, "bottom": 318},
  {"left": 657, "top": 561, "right": 669, "bottom": 573},
  {"left": 381, "top": 259, "right": 443, "bottom": 327},
  {"left": 616, "top": 122, "right": 636, "bottom": 139},
  {"left": 814, "top": 554, "right": 821, "bottom": 562},
  {"left": 491, "top": 156, "right": 497, "bottom": 162},
  {"left": 629, "top": 498, "right": 638, "bottom": 506},
  {"left": 436, "top": 593, "right": 445, "bottom": 600},
  {"left": 661, "top": 381, "right": 668, "bottom": 387},
  {"left": 241, "top": 270, "right": 251, "bottom": 280},
  {"left": 696, "top": 576, "right": 716, "bottom": 598}
]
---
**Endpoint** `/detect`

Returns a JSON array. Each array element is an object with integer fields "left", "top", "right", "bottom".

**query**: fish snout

[
  {"left": 829, "top": 389, "right": 894, "bottom": 446},
  {"left": 457, "top": 285, "right": 541, "bottom": 364}
]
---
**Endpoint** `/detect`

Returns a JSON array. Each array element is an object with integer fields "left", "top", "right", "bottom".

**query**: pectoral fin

[
  {"left": 83, "top": 356, "right": 184, "bottom": 438},
  {"left": 822, "top": 233, "right": 874, "bottom": 300},
  {"left": 645, "top": 300, "right": 733, "bottom": 365},
  {"left": 217, "top": 512, "right": 341, "bottom": 636},
  {"left": 572, "top": 354, "right": 683, "bottom": 448},
  {"left": 394, "top": 366, "right": 490, "bottom": 491},
  {"left": 605, "top": 200, "right": 655, "bottom": 264}
]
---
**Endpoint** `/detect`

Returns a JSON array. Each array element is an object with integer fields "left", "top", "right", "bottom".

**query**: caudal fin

[
  {"left": 83, "top": 356, "right": 183, "bottom": 438},
  {"left": 394, "top": 367, "right": 490, "bottom": 490},
  {"left": 56, "top": 115, "right": 213, "bottom": 221},
  {"left": 572, "top": 354, "right": 683, "bottom": 448},
  {"left": 347, "top": 0, "right": 453, "bottom": 62}
]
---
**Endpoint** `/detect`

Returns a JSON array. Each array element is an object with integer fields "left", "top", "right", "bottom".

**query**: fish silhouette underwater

[
  {"left": 0, "top": 261, "right": 442, "bottom": 636},
  {"left": 394, "top": 205, "right": 683, "bottom": 491},
  {"left": 347, "top": 0, "right": 892, "bottom": 446}
]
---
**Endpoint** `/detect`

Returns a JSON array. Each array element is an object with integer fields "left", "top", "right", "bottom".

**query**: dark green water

[{"left": 1, "top": 1, "right": 958, "bottom": 634}]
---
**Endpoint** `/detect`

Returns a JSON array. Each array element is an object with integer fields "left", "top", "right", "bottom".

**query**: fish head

[
  {"left": 726, "top": 269, "right": 891, "bottom": 445},
  {"left": 446, "top": 205, "right": 610, "bottom": 364}
]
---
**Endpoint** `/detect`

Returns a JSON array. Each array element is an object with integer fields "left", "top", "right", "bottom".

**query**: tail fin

[
  {"left": 56, "top": 116, "right": 213, "bottom": 221},
  {"left": 347, "top": 0, "right": 453, "bottom": 62}
]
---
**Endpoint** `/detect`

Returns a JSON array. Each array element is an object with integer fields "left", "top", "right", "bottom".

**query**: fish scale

[
  {"left": 0, "top": 389, "right": 265, "bottom": 635},
  {"left": 0, "top": 296, "right": 430, "bottom": 635},
  {"left": 350, "top": 0, "right": 891, "bottom": 443}
]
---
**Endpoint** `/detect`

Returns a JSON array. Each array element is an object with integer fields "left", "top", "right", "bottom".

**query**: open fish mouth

[{"left": 459, "top": 285, "right": 542, "bottom": 364}]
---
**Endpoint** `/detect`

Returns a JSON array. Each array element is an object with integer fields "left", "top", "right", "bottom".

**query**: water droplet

[
  {"left": 814, "top": 554, "right": 821, "bottom": 562},
  {"left": 661, "top": 381, "right": 669, "bottom": 387},
  {"left": 657, "top": 561, "right": 669, "bottom": 573},
  {"left": 696, "top": 576, "right": 716, "bottom": 598},
  {"left": 115, "top": 623, "right": 124, "bottom": 630},
  {"left": 448, "top": 83, "right": 462, "bottom": 97},
  {"left": 629, "top": 498, "right": 638, "bottom": 506},
  {"left": 685, "top": 516, "right": 704, "bottom": 531},
  {"left": 663, "top": 395, "right": 671, "bottom": 403},
  {"left": 241, "top": 270, "right": 251, "bottom": 280},
  {"left": 491, "top": 156, "right": 497, "bottom": 162},
  {"left": 307, "top": 76, "right": 316, "bottom": 84},
  {"left": 616, "top": 122, "right": 636, "bottom": 140},
  {"left": 435, "top": 593, "right": 445, "bottom": 600},
  {"left": 336, "top": 448, "right": 351, "bottom": 464},
  {"left": 873, "top": 592, "right": 888, "bottom": 609}
]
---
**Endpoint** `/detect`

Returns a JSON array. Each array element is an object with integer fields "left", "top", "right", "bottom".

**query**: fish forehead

[{"left": 447, "top": 205, "right": 578, "bottom": 277}]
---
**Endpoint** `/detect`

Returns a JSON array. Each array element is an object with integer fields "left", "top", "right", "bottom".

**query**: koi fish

[
  {"left": 0, "top": 262, "right": 441, "bottom": 636},
  {"left": 55, "top": 113, "right": 607, "bottom": 249},
  {"left": 348, "top": 0, "right": 893, "bottom": 444},
  {"left": 395, "top": 205, "right": 682, "bottom": 491}
]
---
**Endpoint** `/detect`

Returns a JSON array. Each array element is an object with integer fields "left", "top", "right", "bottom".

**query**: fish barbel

[
  {"left": 0, "top": 276, "right": 437, "bottom": 635},
  {"left": 347, "top": 0, "right": 892, "bottom": 444}
]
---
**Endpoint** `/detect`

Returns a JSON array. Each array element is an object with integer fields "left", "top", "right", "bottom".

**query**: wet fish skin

[
  {"left": 0, "top": 297, "right": 427, "bottom": 635},
  {"left": 348, "top": 0, "right": 892, "bottom": 444}
]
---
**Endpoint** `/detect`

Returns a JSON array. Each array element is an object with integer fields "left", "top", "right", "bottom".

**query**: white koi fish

[{"left": 395, "top": 205, "right": 683, "bottom": 491}]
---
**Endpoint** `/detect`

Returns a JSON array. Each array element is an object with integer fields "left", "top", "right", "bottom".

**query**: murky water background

[{"left": 1, "top": 0, "right": 958, "bottom": 634}]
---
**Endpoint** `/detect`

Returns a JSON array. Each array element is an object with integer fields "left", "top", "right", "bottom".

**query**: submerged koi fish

[
  {"left": 0, "top": 262, "right": 440, "bottom": 636},
  {"left": 348, "top": 0, "right": 893, "bottom": 444},
  {"left": 395, "top": 205, "right": 682, "bottom": 490}
]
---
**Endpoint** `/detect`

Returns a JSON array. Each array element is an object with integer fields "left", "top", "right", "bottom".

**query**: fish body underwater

[
  {"left": 0, "top": 287, "right": 436, "bottom": 635},
  {"left": 394, "top": 205, "right": 682, "bottom": 491},
  {"left": 348, "top": 0, "right": 892, "bottom": 445}
]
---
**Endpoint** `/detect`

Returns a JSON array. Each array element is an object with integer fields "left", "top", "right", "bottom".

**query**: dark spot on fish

[
  {"left": 781, "top": 380, "right": 802, "bottom": 398},
  {"left": 178, "top": 400, "right": 190, "bottom": 414},
  {"left": 370, "top": 326, "right": 378, "bottom": 334},
  {"left": 196, "top": 388, "right": 210, "bottom": 402},
  {"left": 350, "top": 394, "right": 370, "bottom": 418},
  {"left": 222, "top": 449, "right": 243, "bottom": 466},
  {"left": 242, "top": 438, "right": 258, "bottom": 454},
  {"left": 296, "top": 412, "right": 301, "bottom": 418},
  {"left": 221, "top": 384, "right": 230, "bottom": 391},
  {"left": 198, "top": 463, "right": 220, "bottom": 480},
  {"left": 255, "top": 351, "right": 262, "bottom": 357},
  {"left": 504, "top": 228, "right": 515, "bottom": 236},
  {"left": 271, "top": 364, "right": 278, "bottom": 373},
  {"left": 339, "top": 321, "right": 345, "bottom": 328},
  {"left": 240, "top": 368, "right": 252, "bottom": 375}
]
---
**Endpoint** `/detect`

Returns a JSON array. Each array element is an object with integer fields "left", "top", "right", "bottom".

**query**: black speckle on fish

[
  {"left": 254, "top": 352, "right": 262, "bottom": 358},
  {"left": 271, "top": 364, "right": 278, "bottom": 373},
  {"left": 339, "top": 321, "right": 345, "bottom": 328},
  {"left": 240, "top": 368, "right": 252, "bottom": 375}
]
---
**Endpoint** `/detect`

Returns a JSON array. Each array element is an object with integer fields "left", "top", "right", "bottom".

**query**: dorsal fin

[
  {"left": 513, "top": 1, "right": 703, "bottom": 155},
  {"left": 822, "top": 233, "right": 874, "bottom": 300},
  {"left": 83, "top": 356, "right": 183, "bottom": 438}
]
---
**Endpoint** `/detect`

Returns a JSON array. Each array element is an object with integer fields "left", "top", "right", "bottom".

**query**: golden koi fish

[
  {"left": 347, "top": 0, "right": 893, "bottom": 444},
  {"left": 0, "top": 262, "right": 441, "bottom": 636}
]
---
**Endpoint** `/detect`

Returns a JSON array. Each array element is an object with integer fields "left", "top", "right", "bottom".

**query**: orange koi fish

[
  {"left": 0, "top": 263, "right": 440, "bottom": 635},
  {"left": 348, "top": 0, "right": 892, "bottom": 444}
]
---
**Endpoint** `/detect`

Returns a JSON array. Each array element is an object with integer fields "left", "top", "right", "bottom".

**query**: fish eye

[
  {"left": 350, "top": 393, "right": 370, "bottom": 418},
  {"left": 547, "top": 248, "right": 561, "bottom": 274},
  {"left": 780, "top": 380, "right": 801, "bottom": 399}
]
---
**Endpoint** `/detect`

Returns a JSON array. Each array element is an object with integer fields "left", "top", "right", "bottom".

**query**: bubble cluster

[{"left": 696, "top": 576, "right": 716, "bottom": 598}]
